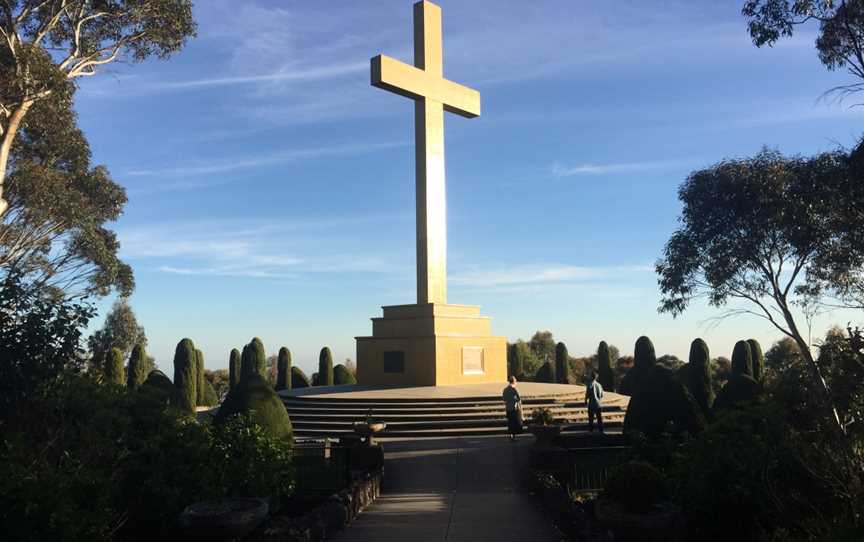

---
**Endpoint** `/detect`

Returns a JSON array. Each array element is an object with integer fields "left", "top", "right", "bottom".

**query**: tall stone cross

[{"left": 371, "top": 0, "right": 480, "bottom": 305}]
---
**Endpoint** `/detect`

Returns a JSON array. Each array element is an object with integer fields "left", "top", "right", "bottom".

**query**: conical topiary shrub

[
  {"left": 684, "top": 338, "right": 714, "bottom": 418},
  {"left": 276, "top": 347, "right": 291, "bottom": 391},
  {"left": 620, "top": 336, "right": 656, "bottom": 396},
  {"left": 195, "top": 348, "right": 206, "bottom": 406},
  {"left": 216, "top": 373, "right": 293, "bottom": 441},
  {"left": 229, "top": 348, "right": 240, "bottom": 392},
  {"left": 127, "top": 343, "right": 148, "bottom": 390},
  {"left": 141, "top": 369, "right": 178, "bottom": 404},
  {"left": 333, "top": 364, "right": 357, "bottom": 385},
  {"left": 747, "top": 338, "right": 764, "bottom": 383},
  {"left": 173, "top": 338, "right": 197, "bottom": 414},
  {"left": 597, "top": 341, "right": 615, "bottom": 391},
  {"left": 732, "top": 340, "right": 753, "bottom": 377},
  {"left": 291, "top": 366, "right": 311, "bottom": 388},
  {"left": 555, "top": 342, "right": 570, "bottom": 384},
  {"left": 714, "top": 340, "right": 760, "bottom": 414},
  {"left": 201, "top": 379, "right": 219, "bottom": 407},
  {"left": 535, "top": 360, "right": 556, "bottom": 383},
  {"left": 318, "top": 347, "right": 334, "bottom": 386},
  {"left": 104, "top": 347, "right": 125, "bottom": 386},
  {"left": 508, "top": 343, "right": 525, "bottom": 380},
  {"left": 241, "top": 338, "right": 267, "bottom": 381}
]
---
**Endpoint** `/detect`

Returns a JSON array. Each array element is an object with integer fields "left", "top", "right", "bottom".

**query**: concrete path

[{"left": 335, "top": 435, "right": 565, "bottom": 542}]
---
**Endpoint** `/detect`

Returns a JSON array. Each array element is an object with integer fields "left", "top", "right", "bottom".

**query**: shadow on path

[{"left": 334, "top": 436, "right": 565, "bottom": 541}]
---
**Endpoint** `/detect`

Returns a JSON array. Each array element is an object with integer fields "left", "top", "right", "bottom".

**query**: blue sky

[{"left": 74, "top": 0, "right": 864, "bottom": 375}]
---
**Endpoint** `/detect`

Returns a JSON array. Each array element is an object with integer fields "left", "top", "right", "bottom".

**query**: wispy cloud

[
  {"left": 450, "top": 264, "right": 652, "bottom": 288},
  {"left": 118, "top": 216, "right": 412, "bottom": 281},
  {"left": 125, "top": 140, "right": 407, "bottom": 179},
  {"left": 550, "top": 160, "right": 690, "bottom": 177}
]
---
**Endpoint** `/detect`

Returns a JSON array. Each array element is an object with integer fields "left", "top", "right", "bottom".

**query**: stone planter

[
  {"left": 595, "top": 497, "right": 683, "bottom": 542},
  {"left": 179, "top": 497, "right": 269, "bottom": 540},
  {"left": 528, "top": 424, "right": 561, "bottom": 446}
]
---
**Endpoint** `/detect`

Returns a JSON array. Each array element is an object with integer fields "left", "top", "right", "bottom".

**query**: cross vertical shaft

[
  {"left": 414, "top": 1, "right": 446, "bottom": 305},
  {"left": 370, "top": 0, "right": 480, "bottom": 306}
]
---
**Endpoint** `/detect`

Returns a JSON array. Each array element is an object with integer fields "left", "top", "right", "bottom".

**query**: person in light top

[{"left": 585, "top": 371, "right": 604, "bottom": 433}]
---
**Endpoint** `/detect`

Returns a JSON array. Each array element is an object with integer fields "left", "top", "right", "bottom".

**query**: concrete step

[
  {"left": 291, "top": 413, "right": 626, "bottom": 431},
  {"left": 293, "top": 421, "right": 624, "bottom": 439}
]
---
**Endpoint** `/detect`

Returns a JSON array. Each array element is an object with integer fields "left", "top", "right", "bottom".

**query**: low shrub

[
  {"left": 333, "top": 363, "right": 357, "bottom": 385},
  {"left": 530, "top": 406, "right": 555, "bottom": 425},
  {"left": 291, "top": 366, "right": 311, "bottom": 388},
  {"left": 603, "top": 460, "right": 667, "bottom": 513},
  {"left": 216, "top": 373, "right": 293, "bottom": 441}
]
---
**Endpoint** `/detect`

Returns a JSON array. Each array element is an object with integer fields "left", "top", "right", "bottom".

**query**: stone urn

[
  {"left": 178, "top": 497, "right": 269, "bottom": 540},
  {"left": 528, "top": 423, "right": 561, "bottom": 446}
]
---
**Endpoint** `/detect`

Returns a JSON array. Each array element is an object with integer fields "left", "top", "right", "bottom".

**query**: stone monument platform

[
  {"left": 280, "top": 382, "right": 629, "bottom": 439},
  {"left": 356, "top": 303, "right": 507, "bottom": 387}
]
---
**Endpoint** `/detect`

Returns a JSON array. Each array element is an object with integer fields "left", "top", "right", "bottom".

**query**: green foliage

[
  {"left": 535, "top": 360, "right": 556, "bottom": 383},
  {"left": 204, "top": 368, "right": 229, "bottom": 403},
  {"left": 318, "top": 346, "right": 334, "bottom": 386},
  {"left": 172, "top": 338, "right": 197, "bottom": 414},
  {"left": 228, "top": 348, "right": 240, "bottom": 392},
  {"left": 0, "top": 272, "right": 93, "bottom": 420},
  {"left": 195, "top": 348, "right": 206, "bottom": 406},
  {"left": 276, "top": 346, "right": 291, "bottom": 391},
  {"left": 747, "top": 338, "right": 764, "bottom": 382},
  {"left": 624, "top": 363, "right": 706, "bottom": 438},
  {"left": 126, "top": 343, "right": 148, "bottom": 390},
  {"left": 530, "top": 406, "right": 555, "bottom": 425},
  {"left": 597, "top": 341, "right": 615, "bottom": 391},
  {"left": 529, "top": 330, "right": 556, "bottom": 361},
  {"left": 216, "top": 373, "right": 293, "bottom": 441},
  {"left": 508, "top": 340, "right": 540, "bottom": 380},
  {"left": 554, "top": 341, "right": 570, "bottom": 384},
  {"left": 603, "top": 461, "right": 667, "bottom": 513},
  {"left": 682, "top": 338, "right": 714, "bottom": 418},
  {"left": 731, "top": 340, "right": 753, "bottom": 377},
  {"left": 87, "top": 299, "right": 146, "bottom": 364},
  {"left": 619, "top": 335, "right": 657, "bottom": 396},
  {"left": 103, "top": 347, "right": 124, "bottom": 386},
  {"left": 507, "top": 342, "right": 524, "bottom": 379},
  {"left": 671, "top": 401, "right": 862, "bottom": 541},
  {"left": 0, "top": 374, "right": 293, "bottom": 541},
  {"left": 333, "top": 363, "right": 357, "bottom": 385},
  {"left": 291, "top": 366, "right": 311, "bottom": 389},
  {"left": 141, "top": 369, "right": 176, "bottom": 404},
  {"left": 713, "top": 375, "right": 760, "bottom": 414},
  {"left": 240, "top": 338, "right": 267, "bottom": 380}
]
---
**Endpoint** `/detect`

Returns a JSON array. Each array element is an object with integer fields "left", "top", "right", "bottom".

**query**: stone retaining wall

[{"left": 248, "top": 469, "right": 383, "bottom": 542}]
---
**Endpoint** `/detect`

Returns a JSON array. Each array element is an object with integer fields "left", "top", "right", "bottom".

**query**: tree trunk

[{"left": 0, "top": 99, "right": 34, "bottom": 217}]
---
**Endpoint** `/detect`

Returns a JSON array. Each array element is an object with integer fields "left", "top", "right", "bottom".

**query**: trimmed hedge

[
  {"left": 555, "top": 342, "right": 570, "bottom": 384},
  {"left": 619, "top": 335, "right": 656, "bottom": 396},
  {"left": 535, "top": 361, "right": 556, "bottom": 383},
  {"left": 172, "top": 338, "right": 197, "bottom": 414},
  {"left": 241, "top": 338, "right": 267, "bottom": 380},
  {"left": 508, "top": 343, "right": 524, "bottom": 379},
  {"left": 216, "top": 373, "right": 293, "bottom": 440},
  {"left": 141, "top": 369, "right": 178, "bottom": 404},
  {"left": 228, "top": 348, "right": 240, "bottom": 392},
  {"left": 597, "top": 341, "right": 615, "bottom": 391},
  {"left": 195, "top": 349, "right": 206, "bottom": 406},
  {"left": 748, "top": 338, "right": 764, "bottom": 383},
  {"left": 684, "top": 338, "right": 714, "bottom": 418},
  {"left": 318, "top": 347, "right": 334, "bottom": 386},
  {"left": 291, "top": 366, "right": 311, "bottom": 389},
  {"left": 104, "top": 347, "right": 125, "bottom": 386},
  {"left": 333, "top": 364, "right": 357, "bottom": 385},
  {"left": 731, "top": 340, "right": 753, "bottom": 377},
  {"left": 276, "top": 347, "right": 291, "bottom": 391},
  {"left": 127, "top": 344, "right": 148, "bottom": 390}
]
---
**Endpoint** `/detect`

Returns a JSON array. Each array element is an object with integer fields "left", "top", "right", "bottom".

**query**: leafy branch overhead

[{"left": 0, "top": 0, "right": 197, "bottom": 213}]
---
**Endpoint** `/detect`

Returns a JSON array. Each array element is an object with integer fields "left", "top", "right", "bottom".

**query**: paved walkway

[{"left": 334, "top": 436, "right": 565, "bottom": 542}]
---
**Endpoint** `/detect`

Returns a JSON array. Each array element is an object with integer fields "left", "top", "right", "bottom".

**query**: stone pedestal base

[{"left": 356, "top": 303, "right": 507, "bottom": 387}]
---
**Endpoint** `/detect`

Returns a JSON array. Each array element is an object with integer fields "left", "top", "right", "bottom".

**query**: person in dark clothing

[
  {"left": 585, "top": 371, "right": 604, "bottom": 433},
  {"left": 502, "top": 375, "right": 523, "bottom": 440}
]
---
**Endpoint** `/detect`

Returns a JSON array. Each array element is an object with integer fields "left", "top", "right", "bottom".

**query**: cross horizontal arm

[{"left": 371, "top": 54, "right": 480, "bottom": 118}]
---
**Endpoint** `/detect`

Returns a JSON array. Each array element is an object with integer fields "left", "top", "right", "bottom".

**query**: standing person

[
  {"left": 586, "top": 371, "right": 604, "bottom": 433},
  {"left": 502, "top": 375, "right": 523, "bottom": 441}
]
